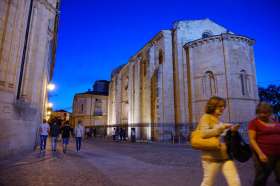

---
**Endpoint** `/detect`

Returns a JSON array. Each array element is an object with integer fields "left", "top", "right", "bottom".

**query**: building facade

[
  {"left": 0, "top": 0, "right": 60, "bottom": 159},
  {"left": 51, "top": 109, "right": 71, "bottom": 124},
  {"left": 72, "top": 80, "right": 109, "bottom": 133},
  {"left": 108, "top": 19, "right": 259, "bottom": 141}
]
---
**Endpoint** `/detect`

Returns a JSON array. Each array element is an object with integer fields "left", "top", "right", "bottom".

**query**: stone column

[
  {"left": 161, "top": 31, "right": 175, "bottom": 126},
  {"left": 127, "top": 61, "right": 135, "bottom": 140},
  {"left": 134, "top": 59, "right": 141, "bottom": 139}
]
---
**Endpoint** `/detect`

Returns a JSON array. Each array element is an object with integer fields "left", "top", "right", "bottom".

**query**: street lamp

[
  {"left": 48, "top": 102, "right": 53, "bottom": 108},
  {"left": 47, "top": 83, "right": 55, "bottom": 91}
]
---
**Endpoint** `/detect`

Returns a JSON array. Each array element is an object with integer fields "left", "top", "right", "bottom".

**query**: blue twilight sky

[{"left": 51, "top": 0, "right": 280, "bottom": 112}]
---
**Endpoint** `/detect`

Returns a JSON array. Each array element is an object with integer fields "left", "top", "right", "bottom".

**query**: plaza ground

[{"left": 0, "top": 138, "right": 278, "bottom": 186}]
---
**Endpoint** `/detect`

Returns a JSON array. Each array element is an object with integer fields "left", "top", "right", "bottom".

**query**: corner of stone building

[{"left": 0, "top": 101, "right": 40, "bottom": 160}]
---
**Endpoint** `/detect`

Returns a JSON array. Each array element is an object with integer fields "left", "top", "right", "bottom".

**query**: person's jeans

[
  {"left": 253, "top": 154, "right": 280, "bottom": 186},
  {"left": 40, "top": 135, "right": 48, "bottom": 151},
  {"left": 76, "top": 137, "right": 82, "bottom": 151},
  {"left": 201, "top": 160, "right": 241, "bottom": 186},
  {"left": 51, "top": 137, "right": 58, "bottom": 151},
  {"left": 62, "top": 138, "right": 69, "bottom": 153}
]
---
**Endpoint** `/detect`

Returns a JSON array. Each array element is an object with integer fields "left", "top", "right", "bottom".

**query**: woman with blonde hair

[{"left": 199, "top": 96, "right": 241, "bottom": 186}]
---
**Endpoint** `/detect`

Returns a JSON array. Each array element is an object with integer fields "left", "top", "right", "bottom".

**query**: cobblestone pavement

[{"left": 0, "top": 138, "right": 278, "bottom": 186}]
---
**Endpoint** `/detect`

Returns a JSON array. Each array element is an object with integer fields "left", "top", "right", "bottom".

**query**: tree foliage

[{"left": 258, "top": 84, "right": 280, "bottom": 120}]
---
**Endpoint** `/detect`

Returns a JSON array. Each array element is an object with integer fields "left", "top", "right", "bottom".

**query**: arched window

[
  {"left": 124, "top": 76, "right": 129, "bottom": 90},
  {"left": 202, "top": 31, "right": 213, "bottom": 38},
  {"left": 159, "top": 50, "right": 163, "bottom": 64},
  {"left": 240, "top": 70, "right": 249, "bottom": 96},
  {"left": 203, "top": 71, "right": 217, "bottom": 96}
]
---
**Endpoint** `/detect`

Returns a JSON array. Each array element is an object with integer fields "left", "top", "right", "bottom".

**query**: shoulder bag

[{"left": 190, "top": 128, "right": 221, "bottom": 151}]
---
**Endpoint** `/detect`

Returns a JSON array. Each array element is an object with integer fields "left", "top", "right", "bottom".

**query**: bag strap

[{"left": 194, "top": 123, "right": 201, "bottom": 131}]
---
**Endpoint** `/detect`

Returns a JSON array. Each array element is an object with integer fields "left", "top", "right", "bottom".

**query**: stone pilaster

[{"left": 161, "top": 31, "right": 175, "bottom": 124}]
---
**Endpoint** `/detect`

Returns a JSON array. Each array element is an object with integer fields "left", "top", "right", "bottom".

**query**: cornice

[{"left": 184, "top": 33, "right": 255, "bottom": 49}]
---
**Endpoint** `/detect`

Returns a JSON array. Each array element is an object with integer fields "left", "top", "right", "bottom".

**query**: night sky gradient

[{"left": 52, "top": 0, "right": 280, "bottom": 111}]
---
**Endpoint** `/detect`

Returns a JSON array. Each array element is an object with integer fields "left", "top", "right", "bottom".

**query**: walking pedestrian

[
  {"left": 61, "top": 121, "right": 71, "bottom": 153},
  {"left": 116, "top": 127, "right": 120, "bottom": 142},
  {"left": 103, "top": 127, "right": 107, "bottom": 139},
  {"left": 198, "top": 96, "right": 241, "bottom": 186},
  {"left": 112, "top": 128, "right": 116, "bottom": 141},
  {"left": 39, "top": 119, "right": 50, "bottom": 153},
  {"left": 93, "top": 128, "right": 97, "bottom": 138},
  {"left": 122, "top": 128, "right": 126, "bottom": 141},
  {"left": 248, "top": 102, "right": 280, "bottom": 186},
  {"left": 85, "top": 127, "right": 90, "bottom": 139},
  {"left": 119, "top": 128, "right": 123, "bottom": 141},
  {"left": 74, "top": 120, "right": 84, "bottom": 152},
  {"left": 50, "top": 120, "right": 60, "bottom": 152}
]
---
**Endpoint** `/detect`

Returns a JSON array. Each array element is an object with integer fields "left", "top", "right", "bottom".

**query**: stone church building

[
  {"left": 108, "top": 19, "right": 259, "bottom": 141},
  {"left": 0, "top": 0, "right": 60, "bottom": 158}
]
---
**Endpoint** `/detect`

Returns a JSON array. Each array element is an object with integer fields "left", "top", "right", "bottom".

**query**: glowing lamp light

[
  {"left": 47, "top": 111, "right": 51, "bottom": 115},
  {"left": 47, "top": 83, "right": 55, "bottom": 91},
  {"left": 48, "top": 102, "right": 53, "bottom": 108}
]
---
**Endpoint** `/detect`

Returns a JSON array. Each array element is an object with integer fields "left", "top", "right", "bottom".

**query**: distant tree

[{"left": 258, "top": 84, "right": 280, "bottom": 121}]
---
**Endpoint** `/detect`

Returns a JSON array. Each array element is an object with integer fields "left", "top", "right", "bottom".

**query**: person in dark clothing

[
  {"left": 50, "top": 121, "right": 60, "bottom": 152},
  {"left": 103, "top": 128, "right": 107, "bottom": 138},
  {"left": 122, "top": 128, "right": 126, "bottom": 141},
  {"left": 119, "top": 128, "right": 124, "bottom": 141},
  {"left": 85, "top": 127, "right": 91, "bottom": 139},
  {"left": 121, "top": 128, "right": 126, "bottom": 141},
  {"left": 116, "top": 127, "right": 120, "bottom": 142},
  {"left": 120, "top": 128, "right": 126, "bottom": 141},
  {"left": 61, "top": 121, "right": 71, "bottom": 153},
  {"left": 93, "top": 128, "right": 97, "bottom": 138}
]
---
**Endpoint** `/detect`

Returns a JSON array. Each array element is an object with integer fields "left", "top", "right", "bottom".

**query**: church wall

[
  {"left": 185, "top": 34, "right": 258, "bottom": 123},
  {"left": 107, "top": 65, "right": 130, "bottom": 135},
  {"left": 172, "top": 19, "right": 228, "bottom": 125},
  {"left": 125, "top": 31, "right": 175, "bottom": 141},
  {"left": 187, "top": 37, "right": 229, "bottom": 122},
  {"left": 222, "top": 37, "right": 258, "bottom": 122},
  {"left": 0, "top": 0, "right": 59, "bottom": 159}
]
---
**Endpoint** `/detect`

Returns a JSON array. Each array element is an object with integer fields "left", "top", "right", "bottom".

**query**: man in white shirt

[
  {"left": 39, "top": 119, "right": 50, "bottom": 153},
  {"left": 74, "top": 120, "right": 84, "bottom": 152}
]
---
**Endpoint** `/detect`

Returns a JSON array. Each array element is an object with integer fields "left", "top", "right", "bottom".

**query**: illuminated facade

[
  {"left": 0, "top": 0, "right": 60, "bottom": 158},
  {"left": 51, "top": 109, "right": 71, "bottom": 123},
  {"left": 108, "top": 19, "right": 259, "bottom": 141},
  {"left": 72, "top": 80, "right": 109, "bottom": 130}
]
